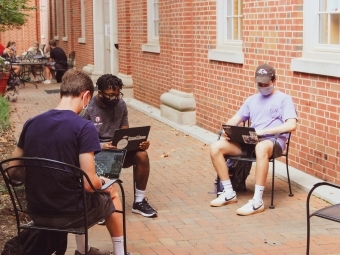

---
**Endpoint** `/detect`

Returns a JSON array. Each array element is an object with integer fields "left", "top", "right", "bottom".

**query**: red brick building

[{"left": 3, "top": 0, "right": 340, "bottom": 184}]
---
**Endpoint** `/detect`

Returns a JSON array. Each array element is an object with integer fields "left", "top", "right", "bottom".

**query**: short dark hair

[
  {"left": 96, "top": 74, "right": 124, "bottom": 91},
  {"left": 60, "top": 70, "right": 94, "bottom": 97},
  {"left": 49, "top": 39, "right": 57, "bottom": 47}
]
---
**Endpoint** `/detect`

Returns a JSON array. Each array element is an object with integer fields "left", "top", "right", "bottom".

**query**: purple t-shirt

[{"left": 237, "top": 91, "right": 297, "bottom": 150}]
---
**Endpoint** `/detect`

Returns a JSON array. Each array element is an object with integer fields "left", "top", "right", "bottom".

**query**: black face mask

[{"left": 102, "top": 96, "right": 119, "bottom": 107}]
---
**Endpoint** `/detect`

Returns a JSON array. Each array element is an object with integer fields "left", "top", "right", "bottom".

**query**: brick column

[{"left": 160, "top": 0, "right": 196, "bottom": 125}]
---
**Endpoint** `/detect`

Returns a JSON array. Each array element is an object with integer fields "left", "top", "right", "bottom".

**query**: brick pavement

[{"left": 8, "top": 83, "right": 340, "bottom": 255}]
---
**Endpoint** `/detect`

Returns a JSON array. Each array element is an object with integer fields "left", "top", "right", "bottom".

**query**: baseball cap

[{"left": 255, "top": 64, "right": 275, "bottom": 84}]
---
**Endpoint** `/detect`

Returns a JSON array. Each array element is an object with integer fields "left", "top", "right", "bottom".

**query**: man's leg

[
  {"left": 210, "top": 138, "right": 242, "bottom": 207},
  {"left": 125, "top": 150, "right": 157, "bottom": 217},
  {"left": 236, "top": 140, "right": 274, "bottom": 216},
  {"left": 75, "top": 186, "right": 125, "bottom": 255}
]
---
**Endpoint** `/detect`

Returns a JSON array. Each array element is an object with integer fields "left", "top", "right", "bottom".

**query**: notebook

[
  {"left": 111, "top": 126, "right": 151, "bottom": 151},
  {"left": 222, "top": 124, "right": 259, "bottom": 144},
  {"left": 94, "top": 149, "right": 127, "bottom": 179}
]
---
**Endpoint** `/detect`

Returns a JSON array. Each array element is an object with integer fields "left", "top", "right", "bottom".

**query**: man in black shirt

[{"left": 42, "top": 39, "right": 68, "bottom": 84}]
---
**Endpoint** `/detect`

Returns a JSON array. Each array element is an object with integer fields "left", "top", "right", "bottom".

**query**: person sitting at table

[
  {"left": 1, "top": 41, "right": 21, "bottom": 75},
  {"left": 25, "top": 41, "right": 44, "bottom": 82},
  {"left": 42, "top": 39, "right": 68, "bottom": 84}
]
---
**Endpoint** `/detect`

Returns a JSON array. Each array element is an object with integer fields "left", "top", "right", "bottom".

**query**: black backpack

[
  {"left": 1, "top": 229, "right": 67, "bottom": 255},
  {"left": 216, "top": 159, "right": 252, "bottom": 193}
]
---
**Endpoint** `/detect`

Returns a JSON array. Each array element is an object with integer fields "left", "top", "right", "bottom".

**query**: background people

[{"left": 42, "top": 39, "right": 67, "bottom": 84}]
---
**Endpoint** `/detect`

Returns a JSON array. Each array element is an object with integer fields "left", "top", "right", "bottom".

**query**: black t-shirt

[
  {"left": 50, "top": 47, "right": 68, "bottom": 70},
  {"left": 17, "top": 109, "right": 101, "bottom": 215}
]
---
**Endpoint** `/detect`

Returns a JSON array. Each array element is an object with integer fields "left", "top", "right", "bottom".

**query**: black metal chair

[
  {"left": 306, "top": 182, "right": 340, "bottom": 255},
  {"left": 0, "top": 157, "right": 127, "bottom": 255},
  {"left": 215, "top": 127, "right": 294, "bottom": 209},
  {"left": 67, "top": 51, "right": 76, "bottom": 70}
]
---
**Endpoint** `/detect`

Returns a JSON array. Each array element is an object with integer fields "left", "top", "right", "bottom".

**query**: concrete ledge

[
  {"left": 160, "top": 104, "right": 196, "bottom": 125},
  {"left": 125, "top": 98, "right": 340, "bottom": 205}
]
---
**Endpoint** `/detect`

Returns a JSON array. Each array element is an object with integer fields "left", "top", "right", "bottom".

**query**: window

[
  {"left": 208, "top": 0, "right": 244, "bottom": 64},
  {"left": 62, "top": 0, "right": 68, "bottom": 41},
  {"left": 53, "top": 0, "right": 59, "bottom": 40},
  {"left": 142, "top": 0, "right": 160, "bottom": 53},
  {"left": 78, "top": 0, "right": 86, "bottom": 43},
  {"left": 291, "top": 0, "right": 340, "bottom": 78}
]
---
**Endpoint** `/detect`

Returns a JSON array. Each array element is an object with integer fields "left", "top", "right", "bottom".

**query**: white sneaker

[
  {"left": 42, "top": 79, "right": 51, "bottom": 84},
  {"left": 50, "top": 79, "right": 57, "bottom": 83},
  {"left": 33, "top": 77, "right": 39, "bottom": 82},
  {"left": 236, "top": 199, "right": 264, "bottom": 216},
  {"left": 210, "top": 190, "right": 237, "bottom": 207}
]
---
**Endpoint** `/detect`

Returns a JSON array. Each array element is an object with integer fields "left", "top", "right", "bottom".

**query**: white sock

[
  {"left": 135, "top": 188, "right": 145, "bottom": 203},
  {"left": 221, "top": 180, "right": 234, "bottom": 195},
  {"left": 112, "top": 236, "right": 124, "bottom": 255},
  {"left": 75, "top": 234, "right": 90, "bottom": 254},
  {"left": 253, "top": 185, "right": 265, "bottom": 204}
]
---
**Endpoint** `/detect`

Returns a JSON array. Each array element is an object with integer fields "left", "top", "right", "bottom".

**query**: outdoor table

[{"left": 12, "top": 56, "right": 48, "bottom": 88}]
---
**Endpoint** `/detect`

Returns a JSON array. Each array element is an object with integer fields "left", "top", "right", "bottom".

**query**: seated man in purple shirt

[
  {"left": 210, "top": 63, "right": 298, "bottom": 216},
  {"left": 83, "top": 74, "right": 157, "bottom": 218}
]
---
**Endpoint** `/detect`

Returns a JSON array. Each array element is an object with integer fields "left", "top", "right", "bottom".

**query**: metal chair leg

[
  {"left": 269, "top": 160, "right": 275, "bottom": 209},
  {"left": 285, "top": 156, "right": 294, "bottom": 197}
]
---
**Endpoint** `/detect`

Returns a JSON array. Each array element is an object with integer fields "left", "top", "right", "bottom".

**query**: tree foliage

[{"left": 0, "top": 0, "right": 36, "bottom": 32}]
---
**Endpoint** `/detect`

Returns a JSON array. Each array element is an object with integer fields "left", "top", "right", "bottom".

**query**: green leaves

[{"left": 0, "top": 0, "right": 36, "bottom": 32}]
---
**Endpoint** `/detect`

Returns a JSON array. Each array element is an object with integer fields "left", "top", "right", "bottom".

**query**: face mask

[
  {"left": 11, "top": 46, "right": 16, "bottom": 50},
  {"left": 79, "top": 96, "right": 88, "bottom": 116},
  {"left": 258, "top": 85, "right": 274, "bottom": 96},
  {"left": 101, "top": 96, "right": 119, "bottom": 107}
]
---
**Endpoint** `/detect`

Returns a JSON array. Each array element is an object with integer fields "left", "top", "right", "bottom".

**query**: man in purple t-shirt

[{"left": 210, "top": 64, "right": 298, "bottom": 216}]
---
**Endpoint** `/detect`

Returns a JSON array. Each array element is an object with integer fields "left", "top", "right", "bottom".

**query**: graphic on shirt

[
  {"left": 95, "top": 116, "right": 101, "bottom": 123},
  {"left": 269, "top": 106, "right": 281, "bottom": 119},
  {"left": 117, "top": 136, "right": 129, "bottom": 149}
]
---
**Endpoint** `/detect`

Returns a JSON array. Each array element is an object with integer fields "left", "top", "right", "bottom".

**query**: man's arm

[
  {"left": 225, "top": 114, "right": 243, "bottom": 126},
  {"left": 79, "top": 152, "right": 104, "bottom": 192},
  {"left": 255, "top": 118, "right": 297, "bottom": 136},
  {"left": 8, "top": 146, "right": 25, "bottom": 182}
]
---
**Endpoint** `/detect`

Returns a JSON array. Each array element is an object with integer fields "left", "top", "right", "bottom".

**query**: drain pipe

[{"left": 110, "top": 0, "right": 119, "bottom": 75}]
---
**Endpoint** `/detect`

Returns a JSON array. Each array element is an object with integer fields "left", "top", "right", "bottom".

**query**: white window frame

[
  {"left": 78, "top": 0, "right": 86, "bottom": 43},
  {"left": 291, "top": 0, "right": 340, "bottom": 78},
  {"left": 208, "top": 0, "right": 244, "bottom": 64},
  {"left": 62, "top": 0, "right": 68, "bottom": 41},
  {"left": 142, "top": 0, "right": 160, "bottom": 53},
  {"left": 53, "top": 0, "right": 59, "bottom": 40}
]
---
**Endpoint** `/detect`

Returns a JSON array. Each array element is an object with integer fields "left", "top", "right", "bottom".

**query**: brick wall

[
  {"left": 118, "top": 0, "right": 340, "bottom": 184},
  {"left": 0, "top": 0, "right": 39, "bottom": 56}
]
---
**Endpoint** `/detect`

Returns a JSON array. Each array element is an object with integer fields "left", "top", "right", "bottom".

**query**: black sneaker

[{"left": 132, "top": 198, "right": 157, "bottom": 217}]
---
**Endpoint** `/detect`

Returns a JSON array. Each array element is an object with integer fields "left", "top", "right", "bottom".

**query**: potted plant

[{"left": 0, "top": 56, "right": 10, "bottom": 96}]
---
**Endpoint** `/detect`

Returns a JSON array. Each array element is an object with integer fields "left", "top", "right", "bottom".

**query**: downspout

[{"left": 110, "top": 0, "right": 119, "bottom": 74}]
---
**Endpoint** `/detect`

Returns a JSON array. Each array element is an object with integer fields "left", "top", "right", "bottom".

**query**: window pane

[
  {"left": 233, "top": 17, "right": 238, "bottom": 40},
  {"left": 227, "top": 0, "right": 232, "bottom": 16},
  {"left": 320, "top": 0, "right": 340, "bottom": 12},
  {"left": 154, "top": 21, "right": 159, "bottom": 37},
  {"left": 319, "top": 13, "right": 328, "bottom": 44},
  {"left": 330, "top": 14, "right": 340, "bottom": 44}
]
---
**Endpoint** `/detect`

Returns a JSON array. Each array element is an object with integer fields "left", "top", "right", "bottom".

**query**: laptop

[
  {"left": 94, "top": 149, "right": 127, "bottom": 179},
  {"left": 222, "top": 124, "right": 259, "bottom": 144},
  {"left": 111, "top": 126, "right": 151, "bottom": 151}
]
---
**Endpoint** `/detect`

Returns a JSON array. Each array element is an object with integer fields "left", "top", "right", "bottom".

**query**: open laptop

[
  {"left": 111, "top": 126, "right": 151, "bottom": 151},
  {"left": 94, "top": 149, "right": 127, "bottom": 179},
  {"left": 222, "top": 124, "right": 259, "bottom": 144}
]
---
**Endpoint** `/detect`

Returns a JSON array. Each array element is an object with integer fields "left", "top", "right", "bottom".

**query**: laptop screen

[{"left": 94, "top": 149, "right": 126, "bottom": 179}]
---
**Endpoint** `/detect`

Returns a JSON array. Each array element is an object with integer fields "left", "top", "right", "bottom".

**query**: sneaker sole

[
  {"left": 210, "top": 198, "right": 237, "bottom": 207},
  {"left": 236, "top": 205, "right": 265, "bottom": 216},
  {"left": 131, "top": 208, "right": 157, "bottom": 217}
]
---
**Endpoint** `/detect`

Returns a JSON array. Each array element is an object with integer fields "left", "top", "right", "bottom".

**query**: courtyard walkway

[{"left": 8, "top": 83, "right": 340, "bottom": 255}]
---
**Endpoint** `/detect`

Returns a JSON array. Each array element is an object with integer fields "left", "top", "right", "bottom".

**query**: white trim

[
  {"left": 144, "top": 0, "right": 160, "bottom": 53},
  {"left": 63, "top": 0, "right": 68, "bottom": 39},
  {"left": 291, "top": 1, "right": 340, "bottom": 76},
  {"left": 142, "top": 43, "right": 160, "bottom": 53},
  {"left": 78, "top": 0, "right": 86, "bottom": 43},
  {"left": 208, "top": 49, "right": 244, "bottom": 64},
  {"left": 209, "top": 0, "right": 244, "bottom": 64},
  {"left": 78, "top": 38, "right": 86, "bottom": 44},
  {"left": 54, "top": 36, "right": 59, "bottom": 40},
  {"left": 62, "top": 37, "right": 68, "bottom": 41}
]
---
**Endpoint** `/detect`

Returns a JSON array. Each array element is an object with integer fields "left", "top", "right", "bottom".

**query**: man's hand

[
  {"left": 139, "top": 141, "right": 150, "bottom": 150},
  {"left": 255, "top": 129, "right": 266, "bottom": 136},
  {"left": 100, "top": 176, "right": 113, "bottom": 193},
  {"left": 220, "top": 130, "right": 231, "bottom": 141},
  {"left": 101, "top": 142, "right": 117, "bottom": 150}
]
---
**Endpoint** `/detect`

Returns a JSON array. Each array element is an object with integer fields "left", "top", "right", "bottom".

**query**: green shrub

[{"left": 0, "top": 95, "right": 9, "bottom": 131}]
